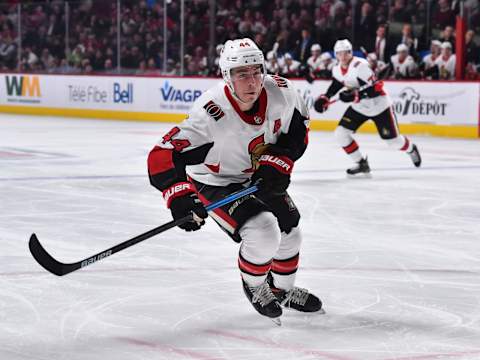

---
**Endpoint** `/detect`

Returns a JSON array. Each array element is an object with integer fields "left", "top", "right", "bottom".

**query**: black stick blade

[{"left": 29, "top": 233, "right": 78, "bottom": 276}]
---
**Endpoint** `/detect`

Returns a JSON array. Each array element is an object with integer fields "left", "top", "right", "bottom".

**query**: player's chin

[{"left": 242, "top": 92, "right": 259, "bottom": 102}]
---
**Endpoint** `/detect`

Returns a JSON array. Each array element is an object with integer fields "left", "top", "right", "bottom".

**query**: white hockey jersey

[
  {"left": 307, "top": 55, "right": 322, "bottom": 72},
  {"left": 435, "top": 54, "right": 456, "bottom": 80},
  {"left": 422, "top": 53, "right": 439, "bottom": 70},
  {"left": 390, "top": 54, "right": 418, "bottom": 79},
  {"left": 155, "top": 75, "right": 309, "bottom": 186},
  {"left": 331, "top": 56, "right": 390, "bottom": 117}
]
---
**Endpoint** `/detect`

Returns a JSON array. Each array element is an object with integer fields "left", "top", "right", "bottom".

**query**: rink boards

[{"left": 0, "top": 73, "right": 479, "bottom": 138}]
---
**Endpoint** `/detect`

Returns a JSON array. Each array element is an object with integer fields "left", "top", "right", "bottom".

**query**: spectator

[
  {"left": 0, "top": 35, "right": 17, "bottom": 70},
  {"left": 435, "top": 41, "right": 456, "bottom": 79},
  {"left": 399, "top": 24, "right": 418, "bottom": 55},
  {"left": 433, "top": 0, "right": 456, "bottom": 29},
  {"left": 40, "top": 48, "right": 55, "bottom": 69},
  {"left": 355, "top": 2, "right": 377, "bottom": 49},
  {"left": 438, "top": 25, "right": 456, "bottom": 51},
  {"left": 465, "top": 30, "right": 479, "bottom": 65},
  {"left": 212, "top": 43, "right": 224, "bottom": 76},
  {"left": 372, "top": 24, "right": 390, "bottom": 63},
  {"left": 191, "top": 46, "right": 207, "bottom": 75},
  {"left": 104, "top": 58, "right": 114, "bottom": 72},
  {"left": 0, "top": 0, "right": 475, "bottom": 79},
  {"left": 390, "top": 0, "right": 411, "bottom": 23},
  {"left": 295, "top": 28, "right": 314, "bottom": 64}
]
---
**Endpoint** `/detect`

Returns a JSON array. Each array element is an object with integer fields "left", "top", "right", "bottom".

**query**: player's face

[
  {"left": 336, "top": 51, "right": 352, "bottom": 66},
  {"left": 398, "top": 50, "right": 407, "bottom": 61},
  {"left": 231, "top": 65, "right": 263, "bottom": 103}
]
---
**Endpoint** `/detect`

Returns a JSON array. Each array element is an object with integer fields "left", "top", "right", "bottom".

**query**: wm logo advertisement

[{"left": 4, "top": 75, "right": 42, "bottom": 103}]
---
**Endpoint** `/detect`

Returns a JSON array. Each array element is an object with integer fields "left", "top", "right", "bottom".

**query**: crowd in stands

[{"left": 0, "top": 0, "right": 479, "bottom": 80}]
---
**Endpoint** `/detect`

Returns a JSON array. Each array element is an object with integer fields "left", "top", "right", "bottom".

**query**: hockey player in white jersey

[
  {"left": 148, "top": 38, "right": 322, "bottom": 323},
  {"left": 435, "top": 42, "right": 456, "bottom": 80},
  {"left": 314, "top": 39, "right": 421, "bottom": 176},
  {"left": 390, "top": 43, "right": 418, "bottom": 79}
]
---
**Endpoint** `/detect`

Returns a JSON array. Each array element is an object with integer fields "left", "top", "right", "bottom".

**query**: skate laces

[
  {"left": 282, "top": 287, "right": 309, "bottom": 307},
  {"left": 250, "top": 282, "right": 277, "bottom": 306}
]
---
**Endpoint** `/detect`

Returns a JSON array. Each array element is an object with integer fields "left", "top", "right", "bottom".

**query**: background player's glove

[
  {"left": 339, "top": 89, "right": 359, "bottom": 103},
  {"left": 163, "top": 182, "right": 208, "bottom": 231},
  {"left": 313, "top": 95, "right": 329, "bottom": 113},
  {"left": 251, "top": 153, "right": 293, "bottom": 195}
]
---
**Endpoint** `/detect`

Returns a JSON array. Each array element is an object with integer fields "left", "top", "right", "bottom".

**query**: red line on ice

[
  {"left": 381, "top": 349, "right": 480, "bottom": 360},
  {"left": 205, "top": 329, "right": 357, "bottom": 360},
  {"left": 117, "top": 336, "right": 223, "bottom": 360}
]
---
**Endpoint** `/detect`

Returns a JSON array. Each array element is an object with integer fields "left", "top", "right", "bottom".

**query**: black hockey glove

[
  {"left": 313, "top": 95, "right": 330, "bottom": 113},
  {"left": 251, "top": 153, "right": 293, "bottom": 196},
  {"left": 163, "top": 182, "right": 208, "bottom": 231},
  {"left": 339, "top": 89, "right": 359, "bottom": 103}
]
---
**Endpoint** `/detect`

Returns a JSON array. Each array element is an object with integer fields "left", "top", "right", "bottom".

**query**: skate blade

[
  {"left": 347, "top": 172, "right": 372, "bottom": 179},
  {"left": 271, "top": 317, "right": 282, "bottom": 326},
  {"left": 283, "top": 307, "right": 327, "bottom": 315}
]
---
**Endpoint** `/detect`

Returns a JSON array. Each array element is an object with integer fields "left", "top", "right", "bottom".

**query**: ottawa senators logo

[
  {"left": 203, "top": 100, "right": 225, "bottom": 121},
  {"left": 243, "top": 133, "right": 269, "bottom": 173}
]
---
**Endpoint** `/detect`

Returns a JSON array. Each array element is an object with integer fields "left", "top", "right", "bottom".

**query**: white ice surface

[{"left": 1, "top": 114, "right": 480, "bottom": 360}]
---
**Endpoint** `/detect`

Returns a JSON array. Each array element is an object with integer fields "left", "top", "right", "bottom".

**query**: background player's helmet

[
  {"left": 396, "top": 43, "right": 409, "bottom": 53},
  {"left": 219, "top": 38, "right": 266, "bottom": 94},
  {"left": 334, "top": 39, "right": 353, "bottom": 55}
]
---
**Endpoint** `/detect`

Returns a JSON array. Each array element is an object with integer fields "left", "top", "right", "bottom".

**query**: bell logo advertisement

[
  {"left": 67, "top": 81, "right": 133, "bottom": 105},
  {"left": 159, "top": 80, "right": 203, "bottom": 111},
  {"left": 5, "top": 75, "right": 42, "bottom": 103},
  {"left": 113, "top": 82, "right": 133, "bottom": 104}
]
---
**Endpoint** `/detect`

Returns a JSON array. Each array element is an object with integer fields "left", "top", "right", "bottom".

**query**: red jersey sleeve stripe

[{"left": 147, "top": 146, "right": 175, "bottom": 176}]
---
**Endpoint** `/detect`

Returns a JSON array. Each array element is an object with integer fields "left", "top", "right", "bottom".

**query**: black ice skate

[
  {"left": 267, "top": 275, "right": 324, "bottom": 313},
  {"left": 408, "top": 144, "right": 422, "bottom": 167},
  {"left": 346, "top": 157, "right": 371, "bottom": 177},
  {"left": 242, "top": 280, "right": 282, "bottom": 324}
]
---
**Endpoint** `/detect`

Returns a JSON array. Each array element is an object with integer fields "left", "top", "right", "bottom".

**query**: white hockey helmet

[
  {"left": 320, "top": 52, "right": 332, "bottom": 61},
  {"left": 219, "top": 38, "right": 266, "bottom": 93},
  {"left": 396, "top": 43, "right": 409, "bottom": 53},
  {"left": 311, "top": 43, "right": 321, "bottom": 52},
  {"left": 334, "top": 39, "right": 353, "bottom": 55},
  {"left": 441, "top": 41, "right": 452, "bottom": 49}
]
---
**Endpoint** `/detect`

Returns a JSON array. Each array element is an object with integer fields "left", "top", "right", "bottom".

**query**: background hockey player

[
  {"left": 420, "top": 40, "right": 442, "bottom": 79},
  {"left": 147, "top": 38, "right": 322, "bottom": 323},
  {"left": 435, "top": 42, "right": 456, "bottom": 80},
  {"left": 389, "top": 43, "right": 419, "bottom": 79},
  {"left": 313, "top": 39, "right": 421, "bottom": 176}
]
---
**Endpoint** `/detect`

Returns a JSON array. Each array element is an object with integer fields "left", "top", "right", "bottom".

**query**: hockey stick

[
  {"left": 29, "top": 185, "right": 258, "bottom": 276},
  {"left": 324, "top": 80, "right": 382, "bottom": 107}
]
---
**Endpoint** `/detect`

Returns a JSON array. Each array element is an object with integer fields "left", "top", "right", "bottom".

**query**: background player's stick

[
  {"left": 325, "top": 80, "right": 382, "bottom": 106},
  {"left": 29, "top": 185, "right": 258, "bottom": 276}
]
